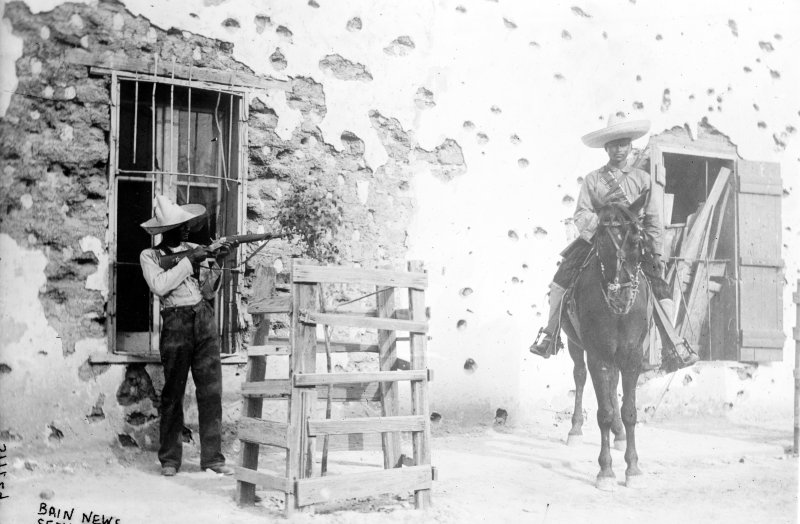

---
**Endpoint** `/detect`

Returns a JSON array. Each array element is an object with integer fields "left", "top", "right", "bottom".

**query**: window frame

[{"left": 107, "top": 70, "right": 250, "bottom": 357}]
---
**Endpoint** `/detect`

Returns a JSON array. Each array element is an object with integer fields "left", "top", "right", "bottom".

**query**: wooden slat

[
  {"left": 302, "top": 310, "right": 428, "bottom": 333},
  {"left": 740, "top": 347, "right": 784, "bottom": 362},
  {"left": 288, "top": 259, "right": 319, "bottom": 515},
  {"left": 233, "top": 467, "right": 292, "bottom": 494},
  {"left": 247, "top": 344, "right": 289, "bottom": 356},
  {"left": 740, "top": 329, "right": 786, "bottom": 348},
  {"left": 264, "top": 337, "right": 381, "bottom": 353},
  {"left": 740, "top": 257, "right": 784, "bottom": 268},
  {"left": 408, "top": 260, "right": 432, "bottom": 509},
  {"left": 292, "top": 264, "right": 428, "bottom": 289},
  {"left": 739, "top": 183, "right": 783, "bottom": 195},
  {"left": 238, "top": 266, "right": 274, "bottom": 506},
  {"left": 241, "top": 379, "right": 291, "bottom": 398},
  {"left": 377, "top": 285, "right": 402, "bottom": 469},
  {"left": 238, "top": 417, "right": 289, "bottom": 448},
  {"left": 295, "top": 465, "right": 432, "bottom": 507},
  {"left": 307, "top": 415, "right": 426, "bottom": 436},
  {"left": 294, "top": 370, "right": 427, "bottom": 387},
  {"left": 67, "top": 49, "right": 288, "bottom": 91},
  {"left": 248, "top": 295, "right": 291, "bottom": 314},
  {"left": 89, "top": 352, "right": 160, "bottom": 364},
  {"left": 317, "top": 383, "right": 382, "bottom": 402}
]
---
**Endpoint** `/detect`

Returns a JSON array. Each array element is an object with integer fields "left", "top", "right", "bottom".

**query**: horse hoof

[
  {"left": 625, "top": 474, "right": 644, "bottom": 489},
  {"left": 566, "top": 434, "right": 582, "bottom": 446},
  {"left": 595, "top": 476, "right": 616, "bottom": 491},
  {"left": 614, "top": 440, "right": 626, "bottom": 451}
]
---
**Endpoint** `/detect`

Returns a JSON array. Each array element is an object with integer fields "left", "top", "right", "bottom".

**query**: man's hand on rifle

[
  {"left": 214, "top": 242, "right": 233, "bottom": 265},
  {"left": 187, "top": 246, "right": 212, "bottom": 269}
]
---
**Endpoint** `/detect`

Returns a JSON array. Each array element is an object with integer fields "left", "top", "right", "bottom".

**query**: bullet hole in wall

[
  {"left": 430, "top": 412, "right": 442, "bottom": 423},
  {"left": 494, "top": 408, "right": 508, "bottom": 425},
  {"left": 117, "top": 434, "right": 138, "bottom": 447},
  {"left": 571, "top": 6, "right": 591, "bottom": 18},
  {"left": 460, "top": 287, "right": 473, "bottom": 297},
  {"left": 508, "top": 230, "right": 519, "bottom": 241},
  {"left": 346, "top": 17, "right": 362, "bottom": 31},
  {"left": 48, "top": 424, "right": 64, "bottom": 441},
  {"left": 457, "top": 319, "right": 467, "bottom": 331},
  {"left": 463, "top": 358, "right": 477, "bottom": 373}
]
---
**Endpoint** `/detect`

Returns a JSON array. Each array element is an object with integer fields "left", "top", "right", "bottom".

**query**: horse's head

[{"left": 594, "top": 191, "right": 650, "bottom": 314}]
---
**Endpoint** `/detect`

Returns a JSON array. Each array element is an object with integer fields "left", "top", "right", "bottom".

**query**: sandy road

[{"left": 0, "top": 418, "right": 795, "bottom": 524}]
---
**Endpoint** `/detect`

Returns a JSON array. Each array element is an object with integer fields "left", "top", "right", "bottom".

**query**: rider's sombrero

[
  {"left": 140, "top": 195, "right": 206, "bottom": 235},
  {"left": 581, "top": 113, "right": 651, "bottom": 148}
]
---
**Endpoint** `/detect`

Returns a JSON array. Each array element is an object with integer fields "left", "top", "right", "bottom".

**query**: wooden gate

[{"left": 234, "top": 260, "right": 434, "bottom": 516}]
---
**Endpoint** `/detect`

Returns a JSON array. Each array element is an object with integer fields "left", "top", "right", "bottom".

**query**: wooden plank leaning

[
  {"left": 236, "top": 265, "right": 275, "bottom": 506},
  {"left": 408, "top": 260, "right": 432, "bottom": 509}
]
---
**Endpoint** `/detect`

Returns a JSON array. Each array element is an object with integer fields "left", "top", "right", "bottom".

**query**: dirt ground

[{"left": 1, "top": 417, "right": 796, "bottom": 524}]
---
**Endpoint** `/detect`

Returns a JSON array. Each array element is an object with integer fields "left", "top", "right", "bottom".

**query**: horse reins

[{"left": 597, "top": 220, "right": 642, "bottom": 315}]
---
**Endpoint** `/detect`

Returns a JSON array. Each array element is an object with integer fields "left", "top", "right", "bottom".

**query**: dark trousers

[{"left": 158, "top": 300, "right": 225, "bottom": 470}]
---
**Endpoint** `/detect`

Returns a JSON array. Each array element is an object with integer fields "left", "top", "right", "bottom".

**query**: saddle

[{"left": 557, "top": 262, "right": 695, "bottom": 370}]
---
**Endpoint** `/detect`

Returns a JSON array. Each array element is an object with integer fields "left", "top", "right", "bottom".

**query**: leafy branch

[{"left": 275, "top": 179, "right": 344, "bottom": 262}]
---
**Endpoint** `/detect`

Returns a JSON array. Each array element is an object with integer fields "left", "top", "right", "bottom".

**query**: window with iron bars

[{"left": 108, "top": 74, "right": 247, "bottom": 355}]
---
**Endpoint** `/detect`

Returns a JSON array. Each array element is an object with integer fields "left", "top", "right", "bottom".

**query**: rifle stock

[{"left": 156, "top": 232, "right": 282, "bottom": 270}]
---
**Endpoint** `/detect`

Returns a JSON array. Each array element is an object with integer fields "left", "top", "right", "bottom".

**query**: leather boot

[{"left": 530, "top": 283, "right": 566, "bottom": 358}]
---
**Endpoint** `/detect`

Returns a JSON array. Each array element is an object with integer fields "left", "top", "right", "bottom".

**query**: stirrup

[
  {"left": 662, "top": 339, "right": 699, "bottom": 372},
  {"left": 530, "top": 328, "right": 555, "bottom": 358}
]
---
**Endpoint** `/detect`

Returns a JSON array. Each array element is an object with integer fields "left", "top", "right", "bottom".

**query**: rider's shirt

[{"left": 574, "top": 161, "right": 663, "bottom": 255}]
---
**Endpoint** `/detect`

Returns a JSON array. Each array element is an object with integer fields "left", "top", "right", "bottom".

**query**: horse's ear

[{"left": 629, "top": 190, "right": 649, "bottom": 214}]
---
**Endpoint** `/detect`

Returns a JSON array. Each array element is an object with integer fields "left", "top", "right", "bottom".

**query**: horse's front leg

[
  {"left": 610, "top": 371, "right": 626, "bottom": 451},
  {"left": 567, "top": 342, "right": 586, "bottom": 446},
  {"left": 621, "top": 365, "right": 643, "bottom": 488},
  {"left": 587, "top": 355, "right": 617, "bottom": 491}
]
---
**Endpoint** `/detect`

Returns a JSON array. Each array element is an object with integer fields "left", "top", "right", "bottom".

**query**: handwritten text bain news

[{"left": 38, "top": 502, "right": 121, "bottom": 524}]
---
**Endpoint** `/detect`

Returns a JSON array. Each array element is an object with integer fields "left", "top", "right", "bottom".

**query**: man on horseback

[{"left": 529, "top": 113, "right": 698, "bottom": 369}]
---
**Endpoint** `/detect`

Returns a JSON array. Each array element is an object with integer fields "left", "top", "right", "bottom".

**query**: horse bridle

[{"left": 596, "top": 220, "right": 642, "bottom": 315}]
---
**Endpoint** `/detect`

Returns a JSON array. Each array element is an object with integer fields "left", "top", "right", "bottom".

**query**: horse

[{"left": 560, "top": 192, "right": 652, "bottom": 491}]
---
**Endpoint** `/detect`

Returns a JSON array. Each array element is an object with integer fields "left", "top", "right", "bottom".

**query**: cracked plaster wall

[{"left": 1, "top": 0, "right": 799, "bottom": 439}]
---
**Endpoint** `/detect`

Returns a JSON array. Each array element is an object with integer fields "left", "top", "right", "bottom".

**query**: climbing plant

[{"left": 275, "top": 178, "right": 344, "bottom": 263}]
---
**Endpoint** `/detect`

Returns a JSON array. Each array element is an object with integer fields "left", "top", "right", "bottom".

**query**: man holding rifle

[{"left": 139, "top": 195, "right": 234, "bottom": 477}]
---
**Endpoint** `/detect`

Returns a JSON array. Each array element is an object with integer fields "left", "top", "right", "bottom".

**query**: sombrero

[
  {"left": 140, "top": 195, "right": 206, "bottom": 235},
  {"left": 581, "top": 113, "right": 651, "bottom": 148}
]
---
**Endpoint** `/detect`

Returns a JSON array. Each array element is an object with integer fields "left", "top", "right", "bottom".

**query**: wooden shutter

[{"left": 737, "top": 160, "right": 785, "bottom": 362}]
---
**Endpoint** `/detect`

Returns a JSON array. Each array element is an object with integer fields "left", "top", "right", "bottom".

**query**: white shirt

[{"left": 139, "top": 242, "right": 221, "bottom": 308}]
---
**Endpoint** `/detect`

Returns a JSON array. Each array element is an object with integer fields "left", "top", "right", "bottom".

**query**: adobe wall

[{"left": 1, "top": 0, "right": 799, "bottom": 449}]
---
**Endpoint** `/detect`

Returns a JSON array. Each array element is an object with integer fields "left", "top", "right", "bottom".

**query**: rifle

[{"left": 156, "top": 232, "right": 282, "bottom": 270}]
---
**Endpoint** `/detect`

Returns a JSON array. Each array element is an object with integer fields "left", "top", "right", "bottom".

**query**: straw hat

[
  {"left": 140, "top": 195, "right": 206, "bottom": 235},
  {"left": 581, "top": 113, "right": 651, "bottom": 148}
]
